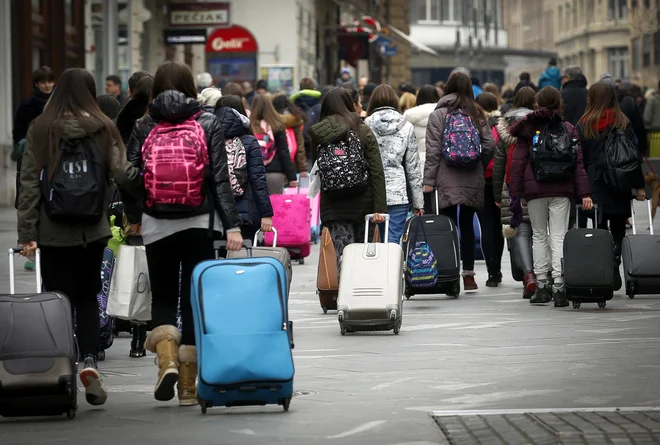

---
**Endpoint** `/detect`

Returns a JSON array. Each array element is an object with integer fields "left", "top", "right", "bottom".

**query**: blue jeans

[{"left": 379, "top": 204, "right": 409, "bottom": 244}]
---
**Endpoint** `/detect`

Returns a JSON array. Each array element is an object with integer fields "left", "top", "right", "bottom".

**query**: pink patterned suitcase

[
  {"left": 283, "top": 185, "right": 321, "bottom": 244},
  {"left": 264, "top": 193, "right": 312, "bottom": 264}
]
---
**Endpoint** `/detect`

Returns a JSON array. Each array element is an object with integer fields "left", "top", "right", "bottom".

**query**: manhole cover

[{"left": 293, "top": 390, "right": 317, "bottom": 397}]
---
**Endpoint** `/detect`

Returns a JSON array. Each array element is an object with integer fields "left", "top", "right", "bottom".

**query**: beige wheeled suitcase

[{"left": 336, "top": 214, "right": 405, "bottom": 335}]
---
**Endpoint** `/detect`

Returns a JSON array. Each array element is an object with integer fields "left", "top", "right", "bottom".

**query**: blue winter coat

[
  {"left": 539, "top": 66, "right": 562, "bottom": 90},
  {"left": 215, "top": 106, "right": 273, "bottom": 227}
]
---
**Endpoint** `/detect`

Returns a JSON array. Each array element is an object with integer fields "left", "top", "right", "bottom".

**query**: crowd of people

[{"left": 9, "top": 59, "right": 658, "bottom": 411}]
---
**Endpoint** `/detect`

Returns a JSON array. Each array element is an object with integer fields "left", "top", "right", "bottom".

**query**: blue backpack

[
  {"left": 441, "top": 109, "right": 482, "bottom": 168},
  {"left": 405, "top": 219, "right": 439, "bottom": 288}
]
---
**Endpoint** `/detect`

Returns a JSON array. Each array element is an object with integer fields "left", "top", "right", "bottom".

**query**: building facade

[
  {"left": 503, "top": 0, "right": 557, "bottom": 86},
  {"left": 315, "top": 0, "right": 412, "bottom": 87},
  {"left": 409, "top": 0, "right": 509, "bottom": 87},
  {"left": 629, "top": 0, "right": 660, "bottom": 89},
  {"left": 553, "top": 0, "right": 630, "bottom": 85}
]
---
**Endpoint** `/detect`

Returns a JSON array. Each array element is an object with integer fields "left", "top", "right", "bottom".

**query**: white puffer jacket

[
  {"left": 403, "top": 102, "right": 436, "bottom": 170},
  {"left": 365, "top": 107, "right": 424, "bottom": 210}
]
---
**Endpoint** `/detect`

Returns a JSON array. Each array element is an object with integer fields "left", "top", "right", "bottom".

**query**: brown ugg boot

[
  {"left": 145, "top": 325, "right": 181, "bottom": 402},
  {"left": 178, "top": 345, "right": 198, "bottom": 406}
]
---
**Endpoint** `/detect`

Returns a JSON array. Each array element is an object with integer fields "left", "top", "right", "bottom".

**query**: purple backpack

[{"left": 441, "top": 109, "right": 482, "bottom": 168}]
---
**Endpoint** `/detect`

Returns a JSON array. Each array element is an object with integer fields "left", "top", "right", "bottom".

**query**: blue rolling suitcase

[{"left": 191, "top": 256, "right": 295, "bottom": 414}]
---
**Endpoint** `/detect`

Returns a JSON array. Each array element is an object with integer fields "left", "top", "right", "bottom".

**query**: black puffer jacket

[
  {"left": 124, "top": 90, "right": 241, "bottom": 230},
  {"left": 215, "top": 106, "right": 273, "bottom": 227}
]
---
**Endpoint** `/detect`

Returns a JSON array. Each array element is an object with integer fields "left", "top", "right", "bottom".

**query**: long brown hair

[
  {"left": 30, "top": 68, "right": 124, "bottom": 179},
  {"left": 320, "top": 87, "right": 363, "bottom": 139},
  {"left": 444, "top": 72, "right": 486, "bottom": 135},
  {"left": 579, "top": 82, "right": 628, "bottom": 139},
  {"left": 250, "top": 94, "right": 284, "bottom": 134},
  {"left": 367, "top": 84, "right": 399, "bottom": 115},
  {"left": 152, "top": 61, "right": 197, "bottom": 99}
]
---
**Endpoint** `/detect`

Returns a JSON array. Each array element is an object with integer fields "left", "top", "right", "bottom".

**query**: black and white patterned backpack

[{"left": 316, "top": 130, "right": 369, "bottom": 196}]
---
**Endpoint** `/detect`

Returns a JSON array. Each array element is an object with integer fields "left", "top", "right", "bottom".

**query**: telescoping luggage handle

[
  {"left": 364, "top": 214, "right": 390, "bottom": 243},
  {"left": 574, "top": 203, "right": 599, "bottom": 229},
  {"left": 254, "top": 227, "right": 278, "bottom": 247},
  {"left": 630, "top": 199, "right": 654, "bottom": 235},
  {"left": 8, "top": 247, "right": 42, "bottom": 295}
]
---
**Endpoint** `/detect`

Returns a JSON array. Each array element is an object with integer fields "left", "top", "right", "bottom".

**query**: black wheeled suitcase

[
  {"left": 623, "top": 199, "right": 660, "bottom": 299},
  {"left": 0, "top": 247, "right": 78, "bottom": 419},
  {"left": 402, "top": 192, "right": 461, "bottom": 299},
  {"left": 563, "top": 204, "right": 614, "bottom": 309}
]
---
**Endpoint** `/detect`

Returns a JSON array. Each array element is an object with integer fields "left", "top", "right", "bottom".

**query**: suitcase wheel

[
  {"left": 447, "top": 281, "right": 461, "bottom": 298},
  {"left": 200, "top": 399, "right": 210, "bottom": 414},
  {"left": 572, "top": 300, "right": 581, "bottom": 309},
  {"left": 340, "top": 325, "right": 346, "bottom": 336},
  {"left": 322, "top": 306, "right": 328, "bottom": 314},
  {"left": 598, "top": 300, "right": 607, "bottom": 309},
  {"left": 627, "top": 283, "right": 636, "bottom": 299},
  {"left": 66, "top": 408, "right": 76, "bottom": 419},
  {"left": 298, "top": 258, "right": 305, "bottom": 265},
  {"left": 97, "top": 350, "right": 105, "bottom": 361},
  {"left": 281, "top": 396, "right": 292, "bottom": 412}
]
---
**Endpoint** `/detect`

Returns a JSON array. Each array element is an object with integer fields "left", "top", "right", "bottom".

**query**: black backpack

[
  {"left": 602, "top": 129, "right": 642, "bottom": 195},
  {"left": 316, "top": 130, "right": 369, "bottom": 197},
  {"left": 530, "top": 122, "right": 578, "bottom": 182},
  {"left": 41, "top": 137, "right": 107, "bottom": 224}
]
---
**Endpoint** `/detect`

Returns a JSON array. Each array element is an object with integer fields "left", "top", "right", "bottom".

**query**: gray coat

[{"left": 423, "top": 94, "right": 496, "bottom": 212}]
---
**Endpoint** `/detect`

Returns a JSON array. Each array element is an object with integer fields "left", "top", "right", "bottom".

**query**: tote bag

[{"left": 107, "top": 244, "right": 152, "bottom": 321}]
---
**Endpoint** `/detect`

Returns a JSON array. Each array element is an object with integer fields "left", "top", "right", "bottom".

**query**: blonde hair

[
  {"left": 197, "top": 87, "right": 222, "bottom": 108},
  {"left": 398, "top": 92, "right": 416, "bottom": 113}
]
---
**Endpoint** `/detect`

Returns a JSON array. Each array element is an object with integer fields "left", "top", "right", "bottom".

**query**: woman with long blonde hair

[{"left": 398, "top": 92, "right": 416, "bottom": 113}]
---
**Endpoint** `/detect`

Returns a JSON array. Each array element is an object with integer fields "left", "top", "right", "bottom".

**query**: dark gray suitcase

[
  {"left": 623, "top": 199, "right": 660, "bottom": 299},
  {"left": 402, "top": 191, "right": 461, "bottom": 299},
  {"left": 563, "top": 204, "right": 614, "bottom": 309},
  {"left": 0, "top": 248, "right": 78, "bottom": 419}
]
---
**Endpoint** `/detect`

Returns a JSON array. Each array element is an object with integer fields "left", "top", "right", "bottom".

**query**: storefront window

[{"left": 208, "top": 58, "right": 257, "bottom": 84}]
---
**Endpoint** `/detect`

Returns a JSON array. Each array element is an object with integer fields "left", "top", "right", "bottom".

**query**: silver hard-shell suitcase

[
  {"left": 337, "top": 214, "right": 405, "bottom": 335},
  {"left": 216, "top": 227, "right": 293, "bottom": 287},
  {"left": 0, "top": 248, "right": 78, "bottom": 419},
  {"left": 623, "top": 199, "right": 660, "bottom": 299}
]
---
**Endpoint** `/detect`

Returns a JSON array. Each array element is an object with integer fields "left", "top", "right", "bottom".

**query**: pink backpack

[
  {"left": 142, "top": 113, "right": 209, "bottom": 209},
  {"left": 255, "top": 121, "right": 276, "bottom": 165},
  {"left": 285, "top": 127, "right": 298, "bottom": 162}
]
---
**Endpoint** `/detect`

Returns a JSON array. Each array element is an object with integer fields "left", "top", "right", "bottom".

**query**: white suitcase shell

[{"left": 337, "top": 215, "right": 405, "bottom": 335}]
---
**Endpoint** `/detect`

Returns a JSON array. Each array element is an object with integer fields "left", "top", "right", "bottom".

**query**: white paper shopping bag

[{"left": 107, "top": 245, "right": 152, "bottom": 321}]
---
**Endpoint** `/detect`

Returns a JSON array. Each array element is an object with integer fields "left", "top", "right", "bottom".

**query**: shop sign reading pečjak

[{"left": 168, "top": 2, "right": 230, "bottom": 28}]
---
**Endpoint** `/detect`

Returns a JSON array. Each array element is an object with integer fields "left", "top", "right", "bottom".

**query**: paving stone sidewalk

[{"left": 434, "top": 409, "right": 660, "bottom": 444}]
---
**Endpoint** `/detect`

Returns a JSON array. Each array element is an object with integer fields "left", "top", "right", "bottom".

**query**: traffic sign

[{"left": 374, "top": 35, "right": 397, "bottom": 56}]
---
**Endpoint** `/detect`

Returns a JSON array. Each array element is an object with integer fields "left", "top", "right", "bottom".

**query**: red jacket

[{"left": 508, "top": 108, "right": 590, "bottom": 202}]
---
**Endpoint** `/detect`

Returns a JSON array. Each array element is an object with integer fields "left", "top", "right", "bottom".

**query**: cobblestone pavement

[{"left": 433, "top": 409, "right": 660, "bottom": 444}]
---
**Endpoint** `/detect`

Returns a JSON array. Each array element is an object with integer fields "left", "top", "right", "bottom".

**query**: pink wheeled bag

[{"left": 264, "top": 193, "right": 312, "bottom": 264}]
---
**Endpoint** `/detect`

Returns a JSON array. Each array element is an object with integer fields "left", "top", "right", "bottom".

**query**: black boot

[
  {"left": 486, "top": 270, "right": 502, "bottom": 287},
  {"left": 129, "top": 323, "right": 147, "bottom": 358}
]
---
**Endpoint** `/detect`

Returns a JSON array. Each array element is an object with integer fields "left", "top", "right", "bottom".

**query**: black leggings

[
  {"left": 145, "top": 229, "right": 215, "bottom": 346},
  {"left": 40, "top": 241, "right": 105, "bottom": 357},
  {"left": 478, "top": 180, "right": 504, "bottom": 276},
  {"left": 441, "top": 204, "right": 476, "bottom": 271}
]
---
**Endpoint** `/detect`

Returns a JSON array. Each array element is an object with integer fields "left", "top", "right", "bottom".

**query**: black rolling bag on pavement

[
  {"left": 402, "top": 191, "right": 461, "bottom": 299},
  {"left": 622, "top": 199, "right": 660, "bottom": 299},
  {"left": 0, "top": 248, "right": 78, "bottom": 419},
  {"left": 563, "top": 204, "right": 614, "bottom": 309}
]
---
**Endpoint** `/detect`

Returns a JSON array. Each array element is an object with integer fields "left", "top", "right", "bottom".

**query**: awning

[{"left": 386, "top": 25, "right": 440, "bottom": 57}]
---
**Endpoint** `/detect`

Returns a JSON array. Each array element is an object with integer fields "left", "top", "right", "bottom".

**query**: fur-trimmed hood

[
  {"left": 510, "top": 108, "right": 562, "bottom": 139},
  {"left": 495, "top": 107, "right": 534, "bottom": 146},
  {"left": 280, "top": 112, "right": 303, "bottom": 129}
]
